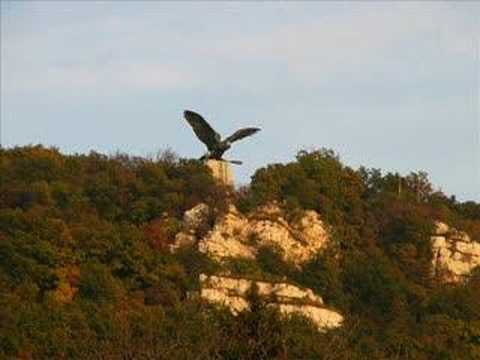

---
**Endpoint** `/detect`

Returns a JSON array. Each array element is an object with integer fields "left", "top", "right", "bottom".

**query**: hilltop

[{"left": 1, "top": 145, "right": 479, "bottom": 359}]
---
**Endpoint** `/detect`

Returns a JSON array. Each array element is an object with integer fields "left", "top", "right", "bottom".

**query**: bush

[{"left": 78, "top": 262, "right": 121, "bottom": 304}]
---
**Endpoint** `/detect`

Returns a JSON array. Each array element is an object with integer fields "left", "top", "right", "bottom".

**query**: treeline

[{"left": 0, "top": 145, "right": 479, "bottom": 359}]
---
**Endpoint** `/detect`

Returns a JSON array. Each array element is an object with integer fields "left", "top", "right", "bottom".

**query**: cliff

[
  {"left": 172, "top": 203, "right": 330, "bottom": 266},
  {"left": 171, "top": 202, "right": 340, "bottom": 331},
  {"left": 432, "top": 221, "right": 480, "bottom": 282},
  {"left": 199, "top": 274, "right": 343, "bottom": 331},
  {"left": 171, "top": 202, "right": 480, "bottom": 333}
]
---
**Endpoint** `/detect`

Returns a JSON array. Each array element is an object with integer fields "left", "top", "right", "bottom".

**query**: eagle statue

[{"left": 183, "top": 110, "right": 260, "bottom": 165}]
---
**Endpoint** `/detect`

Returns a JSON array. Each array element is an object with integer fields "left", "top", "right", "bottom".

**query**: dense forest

[{"left": 1, "top": 145, "right": 479, "bottom": 359}]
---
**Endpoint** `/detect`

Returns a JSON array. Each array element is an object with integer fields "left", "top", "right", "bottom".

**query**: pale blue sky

[{"left": 1, "top": 1, "right": 479, "bottom": 201}]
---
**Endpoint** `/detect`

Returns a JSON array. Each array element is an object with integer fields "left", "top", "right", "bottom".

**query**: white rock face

[
  {"left": 183, "top": 203, "right": 210, "bottom": 230},
  {"left": 250, "top": 207, "right": 329, "bottom": 264},
  {"left": 174, "top": 203, "right": 330, "bottom": 266},
  {"left": 432, "top": 221, "right": 480, "bottom": 282},
  {"left": 198, "top": 206, "right": 256, "bottom": 260},
  {"left": 170, "top": 203, "right": 210, "bottom": 252},
  {"left": 277, "top": 304, "right": 343, "bottom": 330},
  {"left": 174, "top": 203, "right": 343, "bottom": 332},
  {"left": 199, "top": 274, "right": 343, "bottom": 331},
  {"left": 171, "top": 232, "right": 196, "bottom": 251},
  {"left": 434, "top": 222, "right": 450, "bottom": 236}
]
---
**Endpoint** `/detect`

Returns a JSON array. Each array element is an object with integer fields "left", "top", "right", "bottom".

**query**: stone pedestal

[{"left": 206, "top": 160, "right": 234, "bottom": 187}]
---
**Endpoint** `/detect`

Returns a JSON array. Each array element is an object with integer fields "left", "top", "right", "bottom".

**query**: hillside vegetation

[{"left": 1, "top": 145, "right": 479, "bottom": 359}]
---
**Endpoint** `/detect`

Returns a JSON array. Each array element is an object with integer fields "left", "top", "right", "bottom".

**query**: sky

[{"left": 1, "top": 1, "right": 479, "bottom": 201}]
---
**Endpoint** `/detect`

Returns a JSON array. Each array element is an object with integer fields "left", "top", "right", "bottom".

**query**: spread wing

[
  {"left": 183, "top": 110, "right": 220, "bottom": 151},
  {"left": 225, "top": 127, "right": 261, "bottom": 144}
]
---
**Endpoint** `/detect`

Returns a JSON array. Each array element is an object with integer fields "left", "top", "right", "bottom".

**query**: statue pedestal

[{"left": 206, "top": 160, "right": 234, "bottom": 187}]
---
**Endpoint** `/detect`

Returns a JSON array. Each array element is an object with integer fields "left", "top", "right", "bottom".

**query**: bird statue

[{"left": 183, "top": 110, "right": 260, "bottom": 165}]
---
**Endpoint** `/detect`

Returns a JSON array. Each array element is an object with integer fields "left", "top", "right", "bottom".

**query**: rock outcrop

[
  {"left": 170, "top": 203, "right": 210, "bottom": 252},
  {"left": 173, "top": 203, "right": 330, "bottom": 266},
  {"left": 431, "top": 222, "right": 480, "bottom": 282},
  {"left": 171, "top": 202, "right": 341, "bottom": 332},
  {"left": 172, "top": 203, "right": 480, "bottom": 333},
  {"left": 199, "top": 274, "right": 343, "bottom": 331}
]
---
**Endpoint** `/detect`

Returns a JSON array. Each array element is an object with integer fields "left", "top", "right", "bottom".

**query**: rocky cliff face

[
  {"left": 173, "top": 203, "right": 330, "bottom": 266},
  {"left": 199, "top": 274, "right": 343, "bottom": 332},
  {"left": 171, "top": 202, "right": 342, "bottom": 332},
  {"left": 172, "top": 203, "right": 480, "bottom": 331},
  {"left": 431, "top": 222, "right": 480, "bottom": 282}
]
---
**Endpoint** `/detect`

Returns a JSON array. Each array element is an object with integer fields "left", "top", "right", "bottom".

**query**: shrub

[{"left": 78, "top": 262, "right": 121, "bottom": 304}]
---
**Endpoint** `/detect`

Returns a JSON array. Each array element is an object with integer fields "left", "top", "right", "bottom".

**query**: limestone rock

[
  {"left": 199, "top": 274, "right": 343, "bottom": 331},
  {"left": 170, "top": 203, "right": 211, "bottom": 252},
  {"left": 434, "top": 221, "right": 450, "bottom": 236},
  {"left": 431, "top": 236, "right": 447, "bottom": 249},
  {"left": 299, "top": 210, "right": 329, "bottom": 243},
  {"left": 250, "top": 208, "right": 329, "bottom": 264},
  {"left": 198, "top": 206, "right": 256, "bottom": 260},
  {"left": 277, "top": 304, "right": 343, "bottom": 330},
  {"left": 171, "top": 232, "right": 197, "bottom": 251},
  {"left": 183, "top": 203, "right": 210, "bottom": 231},
  {"left": 431, "top": 224, "right": 480, "bottom": 282},
  {"left": 198, "top": 233, "right": 256, "bottom": 261},
  {"left": 178, "top": 203, "right": 331, "bottom": 266},
  {"left": 174, "top": 203, "right": 342, "bottom": 331}
]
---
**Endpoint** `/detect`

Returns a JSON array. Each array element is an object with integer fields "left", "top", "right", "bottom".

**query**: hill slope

[{"left": 1, "top": 145, "right": 479, "bottom": 359}]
